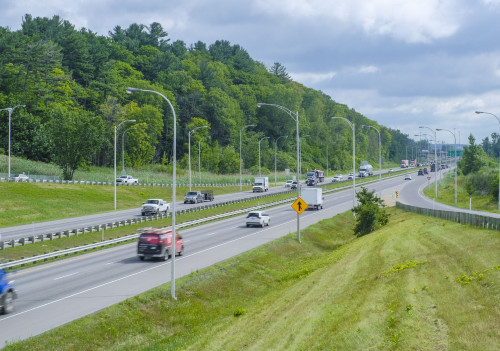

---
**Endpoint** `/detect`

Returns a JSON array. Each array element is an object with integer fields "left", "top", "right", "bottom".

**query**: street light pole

[
  {"left": 332, "top": 117, "right": 356, "bottom": 210},
  {"left": 436, "top": 128, "right": 457, "bottom": 205},
  {"left": 126, "top": 87, "right": 178, "bottom": 299},
  {"left": 274, "top": 135, "right": 288, "bottom": 185},
  {"left": 188, "top": 126, "right": 208, "bottom": 191},
  {"left": 240, "top": 124, "right": 255, "bottom": 191},
  {"left": 361, "top": 125, "right": 382, "bottom": 180},
  {"left": 114, "top": 119, "right": 136, "bottom": 210},
  {"left": 0, "top": 104, "right": 26, "bottom": 178},
  {"left": 419, "top": 126, "right": 437, "bottom": 199},
  {"left": 122, "top": 127, "right": 136, "bottom": 175},
  {"left": 475, "top": 111, "right": 500, "bottom": 211},
  {"left": 257, "top": 103, "right": 301, "bottom": 242},
  {"left": 259, "top": 136, "right": 270, "bottom": 177}
]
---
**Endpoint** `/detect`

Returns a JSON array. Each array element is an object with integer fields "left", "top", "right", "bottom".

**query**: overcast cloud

[{"left": 2, "top": 0, "right": 500, "bottom": 145}]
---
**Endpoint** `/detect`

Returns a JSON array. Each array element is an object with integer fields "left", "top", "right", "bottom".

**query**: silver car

[{"left": 245, "top": 211, "right": 270, "bottom": 228}]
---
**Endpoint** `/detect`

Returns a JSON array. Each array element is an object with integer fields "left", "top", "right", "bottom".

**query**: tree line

[{"left": 1, "top": 14, "right": 416, "bottom": 179}]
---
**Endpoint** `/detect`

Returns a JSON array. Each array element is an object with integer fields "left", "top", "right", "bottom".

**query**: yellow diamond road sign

[{"left": 291, "top": 197, "right": 308, "bottom": 215}]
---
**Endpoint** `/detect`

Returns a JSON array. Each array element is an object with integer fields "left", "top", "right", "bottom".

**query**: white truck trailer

[{"left": 301, "top": 187, "right": 324, "bottom": 210}]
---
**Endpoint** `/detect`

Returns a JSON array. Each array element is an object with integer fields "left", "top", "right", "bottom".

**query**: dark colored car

[
  {"left": 418, "top": 169, "right": 424, "bottom": 176},
  {"left": 0, "top": 269, "right": 17, "bottom": 314},
  {"left": 137, "top": 228, "right": 184, "bottom": 261}
]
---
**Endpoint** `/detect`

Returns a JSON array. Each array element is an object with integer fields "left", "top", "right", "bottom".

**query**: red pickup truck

[{"left": 137, "top": 228, "right": 184, "bottom": 261}]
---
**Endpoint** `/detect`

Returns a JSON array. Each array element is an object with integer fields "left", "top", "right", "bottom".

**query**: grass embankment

[
  {"left": 5, "top": 208, "right": 499, "bottom": 350},
  {"left": 423, "top": 170, "right": 499, "bottom": 213}
]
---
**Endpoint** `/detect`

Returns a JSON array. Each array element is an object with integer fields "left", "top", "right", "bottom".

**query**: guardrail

[
  {"left": 0, "top": 188, "right": 297, "bottom": 251},
  {"left": 396, "top": 202, "right": 500, "bottom": 230},
  {"left": 0, "top": 197, "right": 293, "bottom": 270},
  {"left": 0, "top": 174, "right": 393, "bottom": 252}
]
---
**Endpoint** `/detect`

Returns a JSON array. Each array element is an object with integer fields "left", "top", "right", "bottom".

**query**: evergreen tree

[{"left": 352, "top": 187, "right": 389, "bottom": 237}]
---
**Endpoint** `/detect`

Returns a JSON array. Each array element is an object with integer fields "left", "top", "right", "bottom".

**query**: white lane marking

[
  {"left": 105, "top": 260, "right": 120, "bottom": 265},
  {"left": 207, "top": 232, "right": 217, "bottom": 236},
  {"left": 54, "top": 272, "right": 79, "bottom": 281}
]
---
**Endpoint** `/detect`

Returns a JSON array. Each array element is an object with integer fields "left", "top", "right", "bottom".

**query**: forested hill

[{"left": 0, "top": 14, "right": 412, "bottom": 179}]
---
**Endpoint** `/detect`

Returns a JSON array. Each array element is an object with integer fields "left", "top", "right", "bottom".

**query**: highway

[{"left": 1, "top": 174, "right": 411, "bottom": 346}]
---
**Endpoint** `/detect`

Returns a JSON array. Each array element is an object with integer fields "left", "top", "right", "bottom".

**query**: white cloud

[
  {"left": 359, "top": 65, "right": 379, "bottom": 74},
  {"left": 253, "top": 0, "right": 462, "bottom": 43},
  {"left": 290, "top": 71, "right": 337, "bottom": 85}
]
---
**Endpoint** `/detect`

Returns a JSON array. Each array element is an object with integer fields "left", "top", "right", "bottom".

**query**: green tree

[
  {"left": 46, "top": 105, "right": 105, "bottom": 179},
  {"left": 352, "top": 186, "right": 389, "bottom": 237},
  {"left": 459, "top": 134, "right": 487, "bottom": 175}
]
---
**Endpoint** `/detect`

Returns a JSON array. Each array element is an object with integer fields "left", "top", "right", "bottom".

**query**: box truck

[
  {"left": 301, "top": 187, "right": 324, "bottom": 210},
  {"left": 253, "top": 177, "right": 269, "bottom": 192}
]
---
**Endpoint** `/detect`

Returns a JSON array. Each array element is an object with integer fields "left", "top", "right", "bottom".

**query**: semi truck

[
  {"left": 253, "top": 177, "right": 269, "bottom": 192},
  {"left": 358, "top": 162, "right": 374, "bottom": 177},
  {"left": 400, "top": 160, "right": 409, "bottom": 168},
  {"left": 301, "top": 187, "right": 324, "bottom": 210}
]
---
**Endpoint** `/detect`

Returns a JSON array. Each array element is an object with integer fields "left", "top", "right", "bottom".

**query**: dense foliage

[
  {"left": 352, "top": 186, "right": 389, "bottom": 236},
  {"left": 1, "top": 14, "right": 415, "bottom": 179}
]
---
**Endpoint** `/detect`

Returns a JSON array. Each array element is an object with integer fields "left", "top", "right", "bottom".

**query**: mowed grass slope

[{"left": 4, "top": 209, "right": 500, "bottom": 351}]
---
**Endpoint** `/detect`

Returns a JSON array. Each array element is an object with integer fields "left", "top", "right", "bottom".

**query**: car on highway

[
  {"left": 246, "top": 211, "right": 270, "bottom": 228},
  {"left": 291, "top": 181, "right": 298, "bottom": 190},
  {"left": 347, "top": 173, "right": 355, "bottom": 180},
  {"left": 137, "top": 228, "right": 184, "bottom": 261},
  {"left": 116, "top": 175, "right": 138, "bottom": 185},
  {"left": 0, "top": 269, "right": 17, "bottom": 314},
  {"left": 10, "top": 173, "right": 29, "bottom": 182},
  {"left": 404, "top": 174, "right": 412, "bottom": 180},
  {"left": 332, "top": 174, "right": 343, "bottom": 182},
  {"left": 418, "top": 169, "right": 424, "bottom": 176},
  {"left": 388, "top": 168, "right": 393, "bottom": 173},
  {"left": 285, "top": 180, "right": 293, "bottom": 187}
]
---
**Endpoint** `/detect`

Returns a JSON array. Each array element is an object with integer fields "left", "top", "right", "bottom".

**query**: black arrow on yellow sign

[{"left": 291, "top": 197, "right": 308, "bottom": 214}]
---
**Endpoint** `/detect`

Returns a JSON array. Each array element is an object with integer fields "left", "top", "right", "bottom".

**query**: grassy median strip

[
  {"left": 4, "top": 208, "right": 499, "bottom": 350},
  {"left": 0, "top": 192, "right": 295, "bottom": 264}
]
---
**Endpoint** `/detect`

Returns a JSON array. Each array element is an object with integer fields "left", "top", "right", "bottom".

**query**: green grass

[
  {"left": 0, "top": 191, "right": 295, "bottom": 263},
  {"left": 4, "top": 208, "right": 499, "bottom": 350},
  {"left": 423, "top": 170, "right": 499, "bottom": 213}
]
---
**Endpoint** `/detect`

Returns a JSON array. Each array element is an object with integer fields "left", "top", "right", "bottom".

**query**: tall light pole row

[
  {"left": 475, "top": 111, "right": 500, "bottom": 211},
  {"left": 436, "top": 128, "right": 457, "bottom": 205},
  {"left": 188, "top": 125, "right": 208, "bottom": 191},
  {"left": 275, "top": 135, "right": 288, "bottom": 185},
  {"left": 239, "top": 124, "right": 255, "bottom": 191},
  {"left": 257, "top": 103, "right": 301, "bottom": 242},
  {"left": 126, "top": 87, "right": 178, "bottom": 299},
  {"left": 114, "top": 119, "right": 136, "bottom": 210},
  {"left": 0, "top": 104, "right": 25, "bottom": 178},
  {"left": 361, "top": 125, "right": 382, "bottom": 180},
  {"left": 332, "top": 117, "right": 356, "bottom": 210},
  {"left": 419, "top": 126, "right": 438, "bottom": 199},
  {"left": 258, "top": 136, "right": 270, "bottom": 177}
]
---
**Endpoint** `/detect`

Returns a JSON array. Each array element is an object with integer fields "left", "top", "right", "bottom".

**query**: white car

[
  {"left": 332, "top": 174, "right": 343, "bottom": 182},
  {"left": 116, "top": 175, "right": 138, "bottom": 185},
  {"left": 388, "top": 168, "right": 393, "bottom": 173},
  {"left": 285, "top": 180, "right": 293, "bottom": 187},
  {"left": 347, "top": 173, "right": 355, "bottom": 180},
  {"left": 246, "top": 211, "right": 270, "bottom": 228},
  {"left": 11, "top": 173, "right": 29, "bottom": 182},
  {"left": 404, "top": 174, "right": 412, "bottom": 180}
]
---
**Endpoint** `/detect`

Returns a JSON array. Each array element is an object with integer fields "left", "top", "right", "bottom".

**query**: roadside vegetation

[{"left": 4, "top": 208, "right": 499, "bottom": 350}]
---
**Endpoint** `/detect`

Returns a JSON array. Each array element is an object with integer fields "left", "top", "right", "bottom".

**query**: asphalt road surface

[{"left": 1, "top": 175, "right": 408, "bottom": 346}]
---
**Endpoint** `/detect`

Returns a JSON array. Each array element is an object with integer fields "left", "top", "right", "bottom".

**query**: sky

[{"left": 1, "top": 0, "right": 500, "bottom": 146}]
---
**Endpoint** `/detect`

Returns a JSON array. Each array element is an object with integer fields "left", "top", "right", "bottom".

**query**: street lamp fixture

[
  {"left": 419, "top": 126, "right": 437, "bottom": 199},
  {"left": 188, "top": 126, "right": 208, "bottom": 191},
  {"left": 258, "top": 136, "right": 270, "bottom": 176},
  {"left": 361, "top": 125, "right": 382, "bottom": 181},
  {"left": 475, "top": 111, "right": 500, "bottom": 211},
  {"left": 240, "top": 124, "right": 255, "bottom": 191},
  {"left": 126, "top": 87, "right": 178, "bottom": 299},
  {"left": 114, "top": 119, "right": 136, "bottom": 211},
  {"left": 332, "top": 117, "right": 356, "bottom": 210},
  {"left": 0, "top": 104, "right": 26, "bottom": 178},
  {"left": 274, "top": 135, "right": 288, "bottom": 185},
  {"left": 436, "top": 128, "right": 457, "bottom": 205},
  {"left": 258, "top": 103, "right": 301, "bottom": 242}
]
